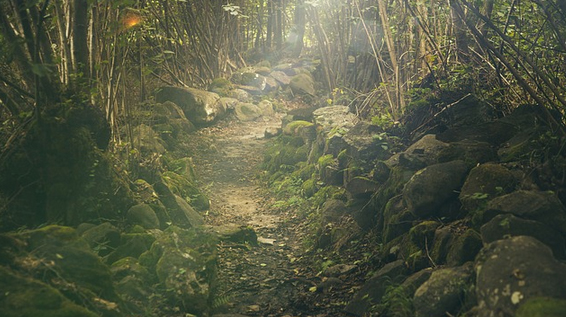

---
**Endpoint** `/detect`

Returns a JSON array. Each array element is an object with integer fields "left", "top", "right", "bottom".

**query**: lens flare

[{"left": 122, "top": 11, "right": 143, "bottom": 29}]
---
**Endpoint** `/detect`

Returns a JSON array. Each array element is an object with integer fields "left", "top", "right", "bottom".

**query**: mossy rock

[
  {"left": 127, "top": 203, "right": 160, "bottom": 229},
  {"left": 0, "top": 267, "right": 98, "bottom": 317},
  {"left": 104, "top": 232, "right": 157, "bottom": 265},
  {"left": 367, "top": 166, "right": 416, "bottom": 232},
  {"left": 383, "top": 234, "right": 429, "bottom": 271},
  {"left": 301, "top": 178, "right": 318, "bottom": 198},
  {"left": 413, "top": 263, "right": 474, "bottom": 317},
  {"left": 446, "top": 229, "right": 482, "bottom": 266},
  {"left": 437, "top": 140, "right": 498, "bottom": 167},
  {"left": 16, "top": 225, "right": 87, "bottom": 250},
  {"left": 231, "top": 70, "right": 258, "bottom": 86},
  {"left": 459, "top": 163, "right": 518, "bottom": 211},
  {"left": 497, "top": 128, "right": 550, "bottom": 162},
  {"left": 132, "top": 179, "right": 159, "bottom": 204},
  {"left": 208, "top": 77, "right": 233, "bottom": 94},
  {"left": 110, "top": 256, "right": 151, "bottom": 281},
  {"left": 310, "top": 185, "right": 347, "bottom": 209},
  {"left": 409, "top": 221, "right": 441, "bottom": 249},
  {"left": 110, "top": 257, "right": 153, "bottom": 302},
  {"left": 290, "top": 73, "right": 315, "bottom": 96},
  {"left": 283, "top": 120, "right": 314, "bottom": 136},
  {"left": 133, "top": 124, "right": 167, "bottom": 154},
  {"left": 80, "top": 222, "right": 122, "bottom": 256},
  {"left": 39, "top": 244, "right": 117, "bottom": 300},
  {"left": 291, "top": 163, "right": 316, "bottom": 181},
  {"left": 263, "top": 140, "right": 307, "bottom": 172},
  {"left": 317, "top": 154, "right": 335, "bottom": 169},
  {"left": 161, "top": 171, "right": 209, "bottom": 211},
  {"left": 430, "top": 226, "right": 455, "bottom": 265},
  {"left": 143, "top": 226, "right": 218, "bottom": 315},
  {"left": 382, "top": 196, "right": 416, "bottom": 243},
  {"left": 9, "top": 226, "right": 121, "bottom": 310},
  {"left": 516, "top": 297, "right": 566, "bottom": 317}
]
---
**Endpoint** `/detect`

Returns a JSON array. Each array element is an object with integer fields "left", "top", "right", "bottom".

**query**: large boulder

[
  {"left": 127, "top": 203, "right": 161, "bottom": 229},
  {"left": 481, "top": 214, "right": 566, "bottom": 259},
  {"left": 343, "top": 121, "right": 391, "bottom": 162},
  {"left": 257, "top": 100, "right": 275, "bottom": 116},
  {"left": 138, "top": 226, "right": 218, "bottom": 316},
  {"left": 290, "top": 73, "right": 315, "bottom": 96},
  {"left": 413, "top": 263, "right": 474, "bottom": 317},
  {"left": 437, "top": 140, "right": 498, "bottom": 167},
  {"left": 459, "top": 163, "right": 518, "bottom": 211},
  {"left": 153, "top": 181, "right": 204, "bottom": 228},
  {"left": 313, "top": 106, "right": 358, "bottom": 134},
  {"left": 484, "top": 190, "right": 566, "bottom": 235},
  {"left": 133, "top": 124, "right": 167, "bottom": 154},
  {"left": 344, "top": 260, "right": 409, "bottom": 316},
  {"left": 234, "top": 102, "right": 262, "bottom": 121},
  {"left": 398, "top": 134, "right": 449, "bottom": 169},
  {"left": 155, "top": 86, "right": 225, "bottom": 126},
  {"left": 81, "top": 222, "right": 122, "bottom": 256},
  {"left": 270, "top": 70, "right": 291, "bottom": 86},
  {"left": 403, "top": 160, "right": 469, "bottom": 218},
  {"left": 161, "top": 171, "right": 210, "bottom": 211},
  {"left": 474, "top": 236, "right": 566, "bottom": 316},
  {"left": 436, "top": 121, "right": 517, "bottom": 146}
]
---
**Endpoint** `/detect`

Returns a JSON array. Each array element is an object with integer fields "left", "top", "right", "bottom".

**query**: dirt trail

[
  {"left": 189, "top": 114, "right": 306, "bottom": 316},
  {"left": 188, "top": 111, "right": 357, "bottom": 317}
]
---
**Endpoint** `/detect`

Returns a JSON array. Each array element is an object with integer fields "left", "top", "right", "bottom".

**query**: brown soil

[{"left": 188, "top": 113, "right": 359, "bottom": 317}]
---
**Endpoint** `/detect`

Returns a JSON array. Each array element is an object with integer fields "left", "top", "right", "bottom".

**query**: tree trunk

[
  {"left": 291, "top": 0, "right": 306, "bottom": 57},
  {"left": 73, "top": 0, "right": 90, "bottom": 82}
]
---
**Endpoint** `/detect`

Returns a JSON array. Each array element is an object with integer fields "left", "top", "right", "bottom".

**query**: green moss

[
  {"left": 162, "top": 171, "right": 209, "bottom": 210},
  {"left": 283, "top": 120, "right": 314, "bottom": 136},
  {"left": 295, "top": 144, "right": 309, "bottom": 162},
  {"left": 310, "top": 185, "right": 346, "bottom": 209},
  {"left": 168, "top": 157, "right": 197, "bottom": 183},
  {"left": 317, "top": 154, "right": 335, "bottom": 169},
  {"left": 371, "top": 283, "right": 414, "bottom": 316},
  {"left": 446, "top": 229, "right": 482, "bottom": 266},
  {"left": 337, "top": 149, "right": 349, "bottom": 163},
  {"left": 129, "top": 225, "right": 147, "bottom": 234},
  {"left": 409, "top": 221, "right": 441, "bottom": 249},
  {"left": 263, "top": 137, "right": 308, "bottom": 173},
  {"left": 0, "top": 267, "right": 99, "bottom": 317},
  {"left": 301, "top": 179, "right": 318, "bottom": 198},
  {"left": 209, "top": 77, "right": 232, "bottom": 90},
  {"left": 516, "top": 297, "right": 566, "bottom": 317},
  {"left": 19, "top": 225, "right": 80, "bottom": 248},
  {"left": 291, "top": 163, "right": 316, "bottom": 181}
]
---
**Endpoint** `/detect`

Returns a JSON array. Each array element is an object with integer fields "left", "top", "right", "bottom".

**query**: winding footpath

[{"left": 189, "top": 113, "right": 313, "bottom": 316}]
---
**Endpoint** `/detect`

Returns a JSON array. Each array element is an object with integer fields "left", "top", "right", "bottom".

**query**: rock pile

[{"left": 265, "top": 99, "right": 566, "bottom": 316}]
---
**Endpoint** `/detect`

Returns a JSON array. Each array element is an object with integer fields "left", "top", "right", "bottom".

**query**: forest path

[{"left": 188, "top": 113, "right": 328, "bottom": 317}]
